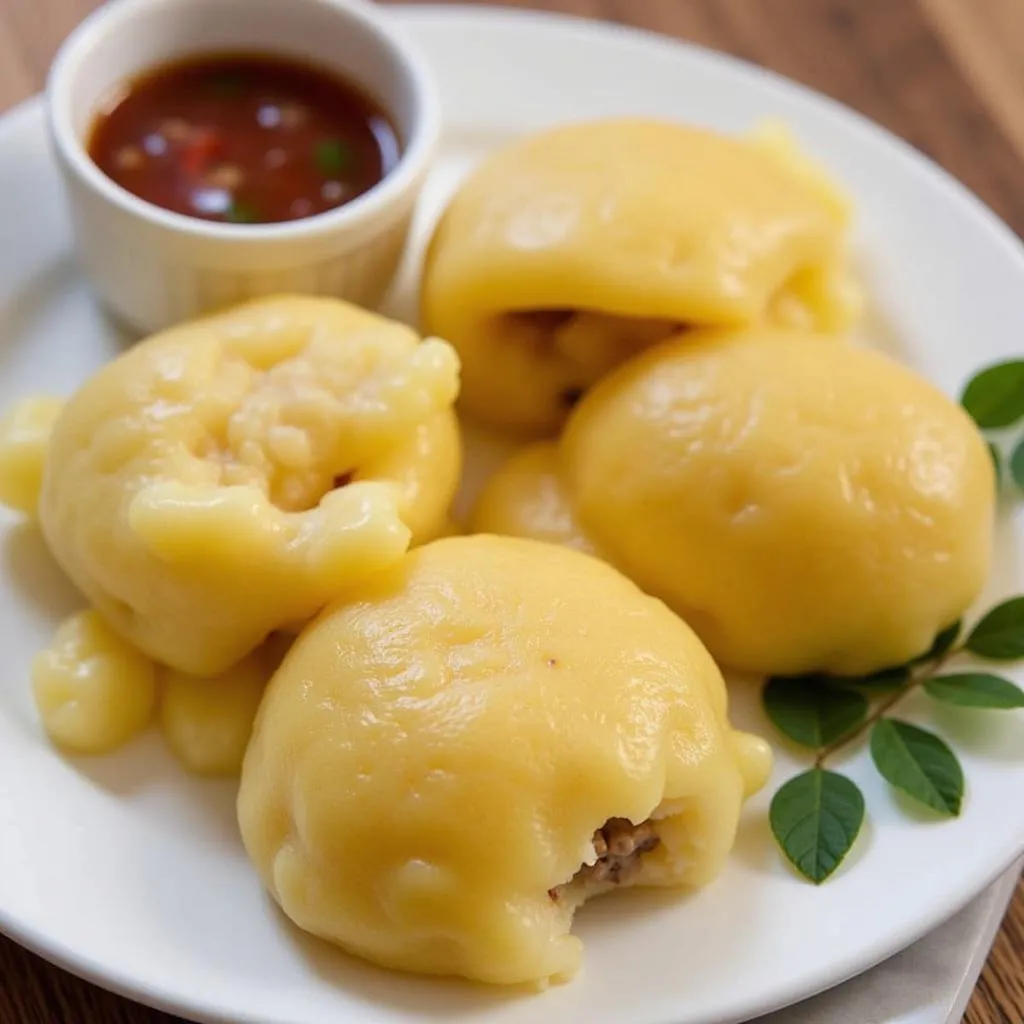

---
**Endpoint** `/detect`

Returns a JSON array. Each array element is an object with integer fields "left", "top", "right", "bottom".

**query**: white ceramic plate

[{"left": 0, "top": 7, "right": 1022, "bottom": 1024}]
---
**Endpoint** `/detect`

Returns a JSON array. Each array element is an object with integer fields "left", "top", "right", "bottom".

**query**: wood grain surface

[{"left": 0, "top": 1, "right": 1021, "bottom": 1022}]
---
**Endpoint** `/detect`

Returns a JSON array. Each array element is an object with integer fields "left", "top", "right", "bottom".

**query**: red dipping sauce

[{"left": 88, "top": 53, "right": 400, "bottom": 225}]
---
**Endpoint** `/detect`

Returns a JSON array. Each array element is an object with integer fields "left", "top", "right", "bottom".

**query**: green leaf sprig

[
  {"left": 960, "top": 359, "right": 1024, "bottom": 493},
  {"left": 765, "top": 360, "right": 1023, "bottom": 884},
  {"left": 764, "top": 598, "right": 1024, "bottom": 884}
]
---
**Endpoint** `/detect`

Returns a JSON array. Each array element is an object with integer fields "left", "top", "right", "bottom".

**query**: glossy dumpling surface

[
  {"left": 562, "top": 329, "right": 995, "bottom": 675},
  {"left": 238, "top": 535, "right": 770, "bottom": 985},
  {"left": 422, "top": 118, "right": 856, "bottom": 433}
]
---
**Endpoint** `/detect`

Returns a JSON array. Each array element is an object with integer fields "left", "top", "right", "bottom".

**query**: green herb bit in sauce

[
  {"left": 315, "top": 138, "right": 353, "bottom": 176},
  {"left": 226, "top": 200, "right": 260, "bottom": 224}
]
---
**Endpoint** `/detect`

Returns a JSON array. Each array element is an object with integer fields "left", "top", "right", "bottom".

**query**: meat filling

[
  {"left": 550, "top": 817, "right": 660, "bottom": 902},
  {"left": 500, "top": 310, "right": 683, "bottom": 414}
]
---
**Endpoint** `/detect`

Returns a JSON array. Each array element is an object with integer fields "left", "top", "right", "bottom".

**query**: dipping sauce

[{"left": 88, "top": 54, "right": 400, "bottom": 225}]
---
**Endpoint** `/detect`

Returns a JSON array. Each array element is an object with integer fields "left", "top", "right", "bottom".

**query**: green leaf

[
  {"left": 848, "top": 665, "right": 910, "bottom": 692},
  {"left": 924, "top": 672, "right": 1024, "bottom": 709},
  {"left": 870, "top": 719, "right": 964, "bottom": 816},
  {"left": 912, "top": 620, "right": 961, "bottom": 665},
  {"left": 315, "top": 138, "right": 352, "bottom": 176},
  {"left": 769, "top": 769, "right": 865, "bottom": 884},
  {"left": 965, "top": 597, "right": 1024, "bottom": 660},
  {"left": 1012, "top": 439, "right": 1024, "bottom": 493},
  {"left": 225, "top": 200, "right": 259, "bottom": 224},
  {"left": 960, "top": 360, "right": 1024, "bottom": 428},
  {"left": 763, "top": 677, "right": 868, "bottom": 749}
]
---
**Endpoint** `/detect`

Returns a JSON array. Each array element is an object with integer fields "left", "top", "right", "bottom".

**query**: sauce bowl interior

[{"left": 48, "top": 0, "right": 437, "bottom": 238}]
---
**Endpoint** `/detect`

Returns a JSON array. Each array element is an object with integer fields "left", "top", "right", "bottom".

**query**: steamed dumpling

[
  {"left": 30, "top": 296, "right": 461, "bottom": 676},
  {"left": 421, "top": 118, "right": 856, "bottom": 434},
  {"left": 474, "top": 329, "right": 995, "bottom": 676},
  {"left": 238, "top": 535, "right": 770, "bottom": 985},
  {"left": 468, "top": 442, "right": 593, "bottom": 552}
]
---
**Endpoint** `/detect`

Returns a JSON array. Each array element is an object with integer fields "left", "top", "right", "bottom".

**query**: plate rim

[{"left": 0, "top": 5, "right": 1021, "bottom": 1023}]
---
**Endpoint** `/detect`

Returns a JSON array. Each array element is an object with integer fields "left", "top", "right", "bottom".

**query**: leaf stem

[{"left": 813, "top": 647, "right": 959, "bottom": 767}]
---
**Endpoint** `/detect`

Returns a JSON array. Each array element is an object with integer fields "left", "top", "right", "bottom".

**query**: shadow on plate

[
  {"left": 573, "top": 876, "right": 693, "bottom": 931},
  {"left": 70, "top": 729, "right": 244, "bottom": 847},
  {"left": 68, "top": 730, "right": 173, "bottom": 798},
  {"left": 923, "top": 702, "right": 1024, "bottom": 765},
  {"left": 280, "top": 880, "right": 699, "bottom": 1015},
  {"left": 2, "top": 521, "right": 81, "bottom": 624},
  {"left": 97, "top": 301, "right": 145, "bottom": 349}
]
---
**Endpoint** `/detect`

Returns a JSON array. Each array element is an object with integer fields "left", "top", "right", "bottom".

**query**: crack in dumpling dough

[
  {"left": 421, "top": 118, "right": 858, "bottom": 434},
  {"left": 35, "top": 296, "right": 461, "bottom": 676}
]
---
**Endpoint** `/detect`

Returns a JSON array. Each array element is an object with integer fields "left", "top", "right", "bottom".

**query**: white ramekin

[{"left": 46, "top": 0, "right": 440, "bottom": 335}]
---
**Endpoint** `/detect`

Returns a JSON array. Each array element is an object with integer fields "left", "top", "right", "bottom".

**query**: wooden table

[{"left": 0, "top": 0, "right": 1021, "bottom": 1021}]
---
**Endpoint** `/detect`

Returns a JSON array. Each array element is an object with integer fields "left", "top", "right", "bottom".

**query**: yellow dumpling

[
  {"left": 421, "top": 118, "right": 856, "bottom": 434},
  {"left": 0, "top": 396, "right": 64, "bottom": 517},
  {"left": 550, "top": 329, "right": 993, "bottom": 677},
  {"left": 33, "top": 609, "right": 157, "bottom": 755},
  {"left": 469, "top": 442, "right": 592, "bottom": 553},
  {"left": 238, "top": 535, "right": 771, "bottom": 986},
  {"left": 160, "top": 653, "right": 271, "bottom": 777},
  {"left": 33, "top": 296, "right": 461, "bottom": 676}
]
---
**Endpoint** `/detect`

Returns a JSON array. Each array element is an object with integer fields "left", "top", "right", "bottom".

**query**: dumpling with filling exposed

[
  {"left": 17, "top": 295, "right": 460, "bottom": 677},
  {"left": 238, "top": 535, "right": 771, "bottom": 986},
  {"left": 421, "top": 118, "right": 857, "bottom": 434}
]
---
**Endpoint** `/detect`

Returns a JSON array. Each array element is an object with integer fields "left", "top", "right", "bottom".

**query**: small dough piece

[
  {"left": 161, "top": 654, "right": 269, "bottom": 777},
  {"left": 33, "top": 609, "right": 157, "bottom": 755},
  {"left": 238, "top": 535, "right": 771, "bottom": 986},
  {"left": 470, "top": 443, "right": 593, "bottom": 553},
  {"left": 37, "top": 296, "right": 461, "bottom": 676},
  {"left": 421, "top": 118, "right": 855, "bottom": 434},
  {"left": 561, "top": 329, "right": 995, "bottom": 676},
  {"left": 0, "top": 396, "right": 64, "bottom": 517}
]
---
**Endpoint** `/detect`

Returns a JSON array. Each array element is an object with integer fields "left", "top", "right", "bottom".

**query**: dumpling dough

[
  {"left": 0, "top": 396, "right": 64, "bottom": 517},
  {"left": 238, "top": 535, "right": 771, "bottom": 986},
  {"left": 476, "top": 329, "right": 994, "bottom": 676},
  {"left": 160, "top": 651, "right": 270, "bottom": 777},
  {"left": 468, "top": 442, "right": 593, "bottom": 553},
  {"left": 421, "top": 118, "right": 856, "bottom": 434},
  {"left": 33, "top": 608, "right": 157, "bottom": 755},
  {"left": 33, "top": 296, "right": 461, "bottom": 677}
]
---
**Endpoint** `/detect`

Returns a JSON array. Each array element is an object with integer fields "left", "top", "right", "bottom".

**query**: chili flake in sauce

[{"left": 88, "top": 54, "right": 400, "bottom": 225}]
